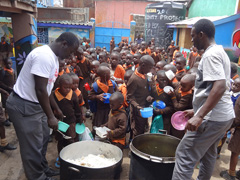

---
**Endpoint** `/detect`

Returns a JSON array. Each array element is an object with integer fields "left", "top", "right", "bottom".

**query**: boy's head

[
  {"left": 99, "top": 52, "right": 107, "bottom": 63},
  {"left": 180, "top": 74, "right": 195, "bottom": 92},
  {"left": 133, "top": 53, "right": 141, "bottom": 65},
  {"left": 141, "top": 41, "right": 147, "bottom": 51},
  {"left": 131, "top": 43, "right": 137, "bottom": 53},
  {"left": 75, "top": 47, "right": 83, "bottom": 60},
  {"left": 109, "top": 92, "right": 124, "bottom": 110},
  {"left": 91, "top": 53, "right": 97, "bottom": 60},
  {"left": 69, "top": 72, "right": 79, "bottom": 91},
  {"left": 97, "top": 66, "right": 110, "bottom": 81},
  {"left": 170, "top": 40, "right": 175, "bottom": 46},
  {"left": 138, "top": 55, "right": 155, "bottom": 74},
  {"left": 231, "top": 62, "right": 238, "bottom": 78},
  {"left": 124, "top": 70, "right": 133, "bottom": 85},
  {"left": 157, "top": 70, "right": 170, "bottom": 89},
  {"left": 155, "top": 60, "right": 167, "bottom": 72},
  {"left": 4, "top": 58, "right": 12, "bottom": 69},
  {"left": 193, "top": 46, "right": 198, "bottom": 52},
  {"left": 113, "top": 47, "right": 121, "bottom": 53},
  {"left": 58, "top": 74, "right": 73, "bottom": 97},
  {"left": 71, "top": 57, "right": 77, "bottom": 68},
  {"left": 232, "top": 78, "right": 240, "bottom": 93},
  {"left": 96, "top": 46, "right": 101, "bottom": 54},
  {"left": 176, "top": 56, "right": 186, "bottom": 71},
  {"left": 1, "top": 36, "right": 5, "bottom": 42},
  {"left": 187, "top": 67, "right": 198, "bottom": 76},
  {"left": 198, "top": 49, "right": 204, "bottom": 56},
  {"left": 91, "top": 60, "right": 100, "bottom": 73},
  {"left": 126, "top": 54, "right": 133, "bottom": 65},
  {"left": 110, "top": 52, "right": 120, "bottom": 68},
  {"left": 59, "top": 60, "right": 65, "bottom": 72},
  {"left": 174, "top": 52, "right": 183, "bottom": 60},
  {"left": 112, "top": 37, "right": 114, "bottom": 40},
  {"left": 163, "top": 64, "right": 177, "bottom": 74}
]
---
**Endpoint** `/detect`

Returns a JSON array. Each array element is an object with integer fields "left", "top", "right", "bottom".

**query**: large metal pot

[
  {"left": 60, "top": 141, "right": 123, "bottom": 180},
  {"left": 129, "top": 133, "right": 180, "bottom": 180}
]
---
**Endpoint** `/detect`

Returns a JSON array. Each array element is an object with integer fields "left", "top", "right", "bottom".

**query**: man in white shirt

[
  {"left": 6, "top": 32, "right": 79, "bottom": 180},
  {"left": 172, "top": 19, "right": 235, "bottom": 180}
]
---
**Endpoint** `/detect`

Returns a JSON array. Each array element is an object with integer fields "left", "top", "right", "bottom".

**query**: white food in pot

[{"left": 67, "top": 154, "right": 117, "bottom": 168}]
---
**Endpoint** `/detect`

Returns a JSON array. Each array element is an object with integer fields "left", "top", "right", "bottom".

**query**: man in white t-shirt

[
  {"left": 172, "top": 19, "right": 235, "bottom": 180},
  {"left": 6, "top": 32, "right": 79, "bottom": 180}
]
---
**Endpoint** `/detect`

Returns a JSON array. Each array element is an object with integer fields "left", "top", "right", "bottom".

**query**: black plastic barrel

[{"left": 145, "top": 2, "right": 186, "bottom": 48}]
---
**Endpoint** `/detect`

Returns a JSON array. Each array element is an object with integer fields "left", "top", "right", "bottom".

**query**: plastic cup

[
  {"left": 165, "top": 70, "right": 175, "bottom": 81},
  {"left": 84, "top": 83, "right": 91, "bottom": 91},
  {"left": 147, "top": 73, "right": 153, "bottom": 81},
  {"left": 58, "top": 121, "right": 70, "bottom": 133},
  {"left": 163, "top": 86, "right": 174, "bottom": 93}
]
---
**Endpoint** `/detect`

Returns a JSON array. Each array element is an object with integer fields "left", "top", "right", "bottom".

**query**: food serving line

[{"left": 57, "top": 86, "right": 189, "bottom": 180}]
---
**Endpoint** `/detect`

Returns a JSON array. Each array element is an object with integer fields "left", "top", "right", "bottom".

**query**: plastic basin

[
  {"left": 171, "top": 111, "right": 189, "bottom": 131},
  {"left": 58, "top": 121, "right": 70, "bottom": 133},
  {"left": 140, "top": 107, "right": 153, "bottom": 118}
]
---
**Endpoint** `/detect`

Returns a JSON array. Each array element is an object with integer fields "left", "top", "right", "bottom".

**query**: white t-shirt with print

[
  {"left": 193, "top": 44, "right": 235, "bottom": 121},
  {"left": 14, "top": 45, "right": 59, "bottom": 103}
]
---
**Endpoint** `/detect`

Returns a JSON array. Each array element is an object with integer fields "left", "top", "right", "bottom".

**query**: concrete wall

[
  {"left": 130, "top": 14, "right": 145, "bottom": 38},
  {"left": 37, "top": 8, "right": 89, "bottom": 22},
  {"left": 95, "top": 1, "right": 150, "bottom": 28},
  {"left": 188, "top": 0, "right": 238, "bottom": 18},
  {"left": 63, "top": 0, "right": 95, "bottom": 20}
]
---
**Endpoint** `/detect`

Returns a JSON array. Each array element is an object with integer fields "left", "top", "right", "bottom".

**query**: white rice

[{"left": 66, "top": 154, "right": 117, "bottom": 168}]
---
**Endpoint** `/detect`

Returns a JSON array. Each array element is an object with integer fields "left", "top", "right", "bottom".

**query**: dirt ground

[{"left": 0, "top": 116, "right": 239, "bottom": 180}]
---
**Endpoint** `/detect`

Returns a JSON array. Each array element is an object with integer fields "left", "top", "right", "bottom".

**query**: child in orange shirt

[
  {"left": 69, "top": 72, "right": 85, "bottom": 122},
  {"left": 175, "top": 56, "right": 186, "bottom": 82},
  {"left": 168, "top": 74, "right": 195, "bottom": 139},
  {"left": 110, "top": 52, "right": 125, "bottom": 84},
  {"left": 119, "top": 70, "right": 134, "bottom": 108},
  {"left": 88, "top": 66, "right": 118, "bottom": 128}
]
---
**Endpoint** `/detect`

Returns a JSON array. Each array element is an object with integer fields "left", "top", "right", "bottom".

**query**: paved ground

[{"left": 0, "top": 117, "right": 239, "bottom": 180}]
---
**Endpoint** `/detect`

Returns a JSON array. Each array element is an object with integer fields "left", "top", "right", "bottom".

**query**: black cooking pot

[
  {"left": 129, "top": 133, "right": 180, "bottom": 180},
  {"left": 60, "top": 141, "right": 123, "bottom": 180}
]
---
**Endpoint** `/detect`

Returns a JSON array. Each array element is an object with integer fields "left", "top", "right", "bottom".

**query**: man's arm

[
  {"left": 34, "top": 75, "right": 58, "bottom": 130},
  {"left": 185, "top": 79, "right": 226, "bottom": 131}
]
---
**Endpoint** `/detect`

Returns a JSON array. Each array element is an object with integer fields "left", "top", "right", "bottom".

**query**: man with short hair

[
  {"left": 172, "top": 19, "right": 235, "bottom": 180},
  {"left": 6, "top": 32, "right": 79, "bottom": 180}
]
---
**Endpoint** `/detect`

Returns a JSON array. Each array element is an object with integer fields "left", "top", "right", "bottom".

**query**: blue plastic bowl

[
  {"left": 103, "top": 93, "right": 111, "bottom": 104},
  {"left": 153, "top": 100, "right": 166, "bottom": 109},
  {"left": 58, "top": 121, "right": 70, "bottom": 133},
  {"left": 140, "top": 107, "right": 153, "bottom": 118}
]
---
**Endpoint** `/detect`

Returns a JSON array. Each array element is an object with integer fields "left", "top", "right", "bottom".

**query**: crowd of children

[
  {"left": 46, "top": 38, "right": 201, "bottom": 152},
  {"left": 0, "top": 34, "right": 240, "bottom": 180}
]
